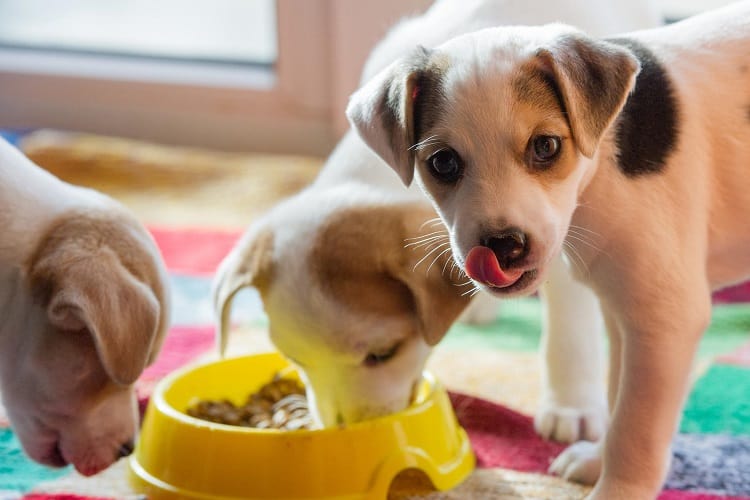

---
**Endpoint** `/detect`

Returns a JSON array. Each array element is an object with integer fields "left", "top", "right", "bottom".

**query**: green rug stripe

[
  {"left": 681, "top": 364, "right": 750, "bottom": 435},
  {"left": 0, "top": 428, "right": 70, "bottom": 491},
  {"left": 441, "top": 299, "right": 750, "bottom": 359}
]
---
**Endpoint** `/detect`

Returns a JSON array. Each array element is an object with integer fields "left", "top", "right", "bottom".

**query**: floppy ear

[
  {"left": 32, "top": 247, "right": 160, "bottom": 386},
  {"left": 536, "top": 33, "right": 640, "bottom": 157},
  {"left": 212, "top": 230, "right": 274, "bottom": 357},
  {"left": 346, "top": 46, "right": 432, "bottom": 187},
  {"left": 394, "top": 209, "right": 472, "bottom": 346}
]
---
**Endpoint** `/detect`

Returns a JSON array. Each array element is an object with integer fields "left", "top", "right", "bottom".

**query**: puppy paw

[
  {"left": 534, "top": 399, "right": 607, "bottom": 443},
  {"left": 549, "top": 440, "right": 603, "bottom": 485}
]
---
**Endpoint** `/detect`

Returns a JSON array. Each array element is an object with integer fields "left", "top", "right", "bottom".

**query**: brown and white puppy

[
  {"left": 0, "top": 138, "right": 170, "bottom": 476},
  {"left": 348, "top": 2, "right": 750, "bottom": 498},
  {"left": 215, "top": 0, "right": 660, "bottom": 437}
]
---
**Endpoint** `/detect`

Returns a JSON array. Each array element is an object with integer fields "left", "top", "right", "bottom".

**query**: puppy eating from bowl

[
  {"left": 214, "top": 0, "right": 660, "bottom": 440},
  {"left": 0, "top": 138, "right": 171, "bottom": 476},
  {"left": 347, "top": 2, "right": 750, "bottom": 498}
]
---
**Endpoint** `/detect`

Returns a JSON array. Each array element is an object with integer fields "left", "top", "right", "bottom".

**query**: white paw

[
  {"left": 549, "top": 440, "right": 603, "bottom": 485},
  {"left": 534, "top": 400, "right": 607, "bottom": 443}
]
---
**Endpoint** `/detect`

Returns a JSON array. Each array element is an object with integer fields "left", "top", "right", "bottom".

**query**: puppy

[
  {"left": 0, "top": 138, "right": 170, "bottom": 476},
  {"left": 215, "top": 0, "right": 659, "bottom": 437},
  {"left": 348, "top": 2, "right": 750, "bottom": 498}
]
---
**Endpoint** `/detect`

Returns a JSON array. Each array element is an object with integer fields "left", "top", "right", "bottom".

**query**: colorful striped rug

[{"left": 1, "top": 131, "right": 748, "bottom": 499}]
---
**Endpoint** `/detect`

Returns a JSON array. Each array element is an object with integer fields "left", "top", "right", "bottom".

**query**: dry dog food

[{"left": 186, "top": 374, "right": 313, "bottom": 430}]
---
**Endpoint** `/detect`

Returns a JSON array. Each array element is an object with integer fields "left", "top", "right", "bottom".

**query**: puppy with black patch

[
  {"left": 216, "top": 0, "right": 661, "bottom": 439},
  {"left": 347, "top": 2, "right": 750, "bottom": 498}
]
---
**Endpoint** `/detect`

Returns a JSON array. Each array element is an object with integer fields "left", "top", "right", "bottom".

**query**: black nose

[
  {"left": 117, "top": 439, "right": 135, "bottom": 459},
  {"left": 482, "top": 228, "right": 528, "bottom": 268}
]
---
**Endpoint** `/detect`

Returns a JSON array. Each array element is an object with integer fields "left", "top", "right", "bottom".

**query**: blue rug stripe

[
  {"left": 667, "top": 433, "right": 750, "bottom": 496},
  {"left": 169, "top": 274, "right": 265, "bottom": 327},
  {"left": 0, "top": 429, "right": 69, "bottom": 492}
]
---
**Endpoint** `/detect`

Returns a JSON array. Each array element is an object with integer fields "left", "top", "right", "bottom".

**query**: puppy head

[
  {"left": 213, "top": 196, "right": 471, "bottom": 427},
  {"left": 347, "top": 25, "right": 639, "bottom": 296},
  {"left": 1, "top": 209, "right": 170, "bottom": 476}
]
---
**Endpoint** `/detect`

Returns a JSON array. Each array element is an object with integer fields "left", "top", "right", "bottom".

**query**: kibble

[{"left": 186, "top": 373, "right": 314, "bottom": 430}]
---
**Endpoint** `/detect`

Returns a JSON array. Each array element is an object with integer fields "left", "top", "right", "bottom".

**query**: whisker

[
  {"left": 405, "top": 230, "right": 446, "bottom": 241},
  {"left": 563, "top": 240, "right": 588, "bottom": 276},
  {"left": 419, "top": 217, "right": 443, "bottom": 230},
  {"left": 427, "top": 247, "right": 453, "bottom": 275},
  {"left": 455, "top": 279, "right": 474, "bottom": 288},
  {"left": 565, "top": 233, "right": 602, "bottom": 254},
  {"left": 404, "top": 235, "right": 448, "bottom": 249},
  {"left": 568, "top": 224, "right": 601, "bottom": 237},
  {"left": 412, "top": 243, "right": 450, "bottom": 272},
  {"left": 442, "top": 252, "right": 457, "bottom": 276}
]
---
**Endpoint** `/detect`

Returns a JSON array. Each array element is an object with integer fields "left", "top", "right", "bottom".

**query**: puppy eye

[
  {"left": 530, "top": 135, "right": 562, "bottom": 166},
  {"left": 427, "top": 148, "right": 463, "bottom": 184},
  {"left": 363, "top": 342, "right": 401, "bottom": 367}
]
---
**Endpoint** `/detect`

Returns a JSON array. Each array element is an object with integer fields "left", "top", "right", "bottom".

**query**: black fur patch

[
  {"left": 412, "top": 64, "right": 446, "bottom": 143},
  {"left": 607, "top": 38, "right": 679, "bottom": 177}
]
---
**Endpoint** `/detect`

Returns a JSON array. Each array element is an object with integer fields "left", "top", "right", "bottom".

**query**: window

[
  {"left": 0, "top": 0, "right": 430, "bottom": 155},
  {"left": 656, "top": 0, "right": 736, "bottom": 21},
  {"left": 0, "top": 0, "right": 277, "bottom": 65}
]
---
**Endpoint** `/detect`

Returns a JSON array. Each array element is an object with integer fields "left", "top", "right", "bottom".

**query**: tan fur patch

[
  {"left": 511, "top": 63, "right": 580, "bottom": 186},
  {"left": 309, "top": 203, "right": 471, "bottom": 345}
]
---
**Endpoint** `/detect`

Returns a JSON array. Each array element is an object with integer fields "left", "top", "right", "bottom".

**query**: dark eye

[
  {"left": 364, "top": 343, "right": 401, "bottom": 367},
  {"left": 530, "top": 135, "right": 562, "bottom": 165},
  {"left": 427, "top": 148, "right": 463, "bottom": 184}
]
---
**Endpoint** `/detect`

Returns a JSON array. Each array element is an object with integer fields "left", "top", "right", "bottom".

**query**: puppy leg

[
  {"left": 561, "top": 284, "right": 709, "bottom": 499},
  {"left": 549, "top": 307, "right": 620, "bottom": 481},
  {"left": 535, "top": 257, "right": 607, "bottom": 443}
]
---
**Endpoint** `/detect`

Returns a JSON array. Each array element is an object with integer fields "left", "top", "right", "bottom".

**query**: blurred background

[{"left": 0, "top": 0, "right": 736, "bottom": 157}]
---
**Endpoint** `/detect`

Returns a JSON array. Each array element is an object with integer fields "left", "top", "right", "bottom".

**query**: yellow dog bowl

[{"left": 129, "top": 352, "right": 474, "bottom": 499}]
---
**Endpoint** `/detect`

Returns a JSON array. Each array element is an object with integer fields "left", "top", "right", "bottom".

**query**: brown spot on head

[
  {"left": 309, "top": 203, "right": 470, "bottom": 346},
  {"left": 411, "top": 52, "right": 450, "bottom": 147},
  {"left": 347, "top": 46, "right": 448, "bottom": 187},
  {"left": 746, "top": 103, "right": 750, "bottom": 123},
  {"left": 513, "top": 64, "right": 566, "bottom": 116},
  {"left": 740, "top": 64, "right": 748, "bottom": 74}
]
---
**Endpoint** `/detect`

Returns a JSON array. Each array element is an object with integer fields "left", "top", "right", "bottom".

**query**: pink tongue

[{"left": 465, "top": 246, "right": 525, "bottom": 288}]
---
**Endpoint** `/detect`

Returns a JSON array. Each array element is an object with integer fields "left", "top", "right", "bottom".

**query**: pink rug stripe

[
  {"left": 22, "top": 495, "right": 114, "bottom": 500},
  {"left": 139, "top": 326, "right": 215, "bottom": 384},
  {"left": 448, "top": 392, "right": 565, "bottom": 473},
  {"left": 148, "top": 226, "right": 242, "bottom": 276},
  {"left": 717, "top": 340, "right": 750, "bottom": 367},
  {"left": 659, "top": 491, "right": 750, "bottom": 500}
]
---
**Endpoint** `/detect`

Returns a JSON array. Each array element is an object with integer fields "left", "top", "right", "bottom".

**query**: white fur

[
  {"left": 0, "top": 138, "right": 170, "bottom": 476},
  {"left": 216, "top": 0, "right": 660, "bottom": 438},
  {"left": 348, "top": 2, "right": 750, "bottom": 498}
]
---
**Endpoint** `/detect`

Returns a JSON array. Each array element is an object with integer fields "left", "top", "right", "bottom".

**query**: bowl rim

[{"left": 152, "top": 353, "right": 442, "bottom": 436}]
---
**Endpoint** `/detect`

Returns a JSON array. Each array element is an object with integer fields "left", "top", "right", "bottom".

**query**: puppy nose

[
  {"left": 117, "top": 439, "right": 135, "bottom": 459},
  {"left": 483, "top": 229, "right": 528, "bottom": 268}
]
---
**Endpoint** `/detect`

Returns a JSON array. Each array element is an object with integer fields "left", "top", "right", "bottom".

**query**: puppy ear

[
  {"left": 395, "top": 210, "right": 472, "bottom": 346},
  {"left": 346, "top": 46, "right": 433, "bottom": 186},
  {"left": 212, "top": 230, "right": 274, "bottom": 357},
  {"left": 33, "top": 248, "right": 160, "bottom": 386},
  {"left": 536, "top": 33, "right": 640, "bottom": 157}
]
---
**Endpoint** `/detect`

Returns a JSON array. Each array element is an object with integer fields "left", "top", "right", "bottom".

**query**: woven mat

[{"left": 1, "top": 130, "right": 749, "bottom": 500}]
